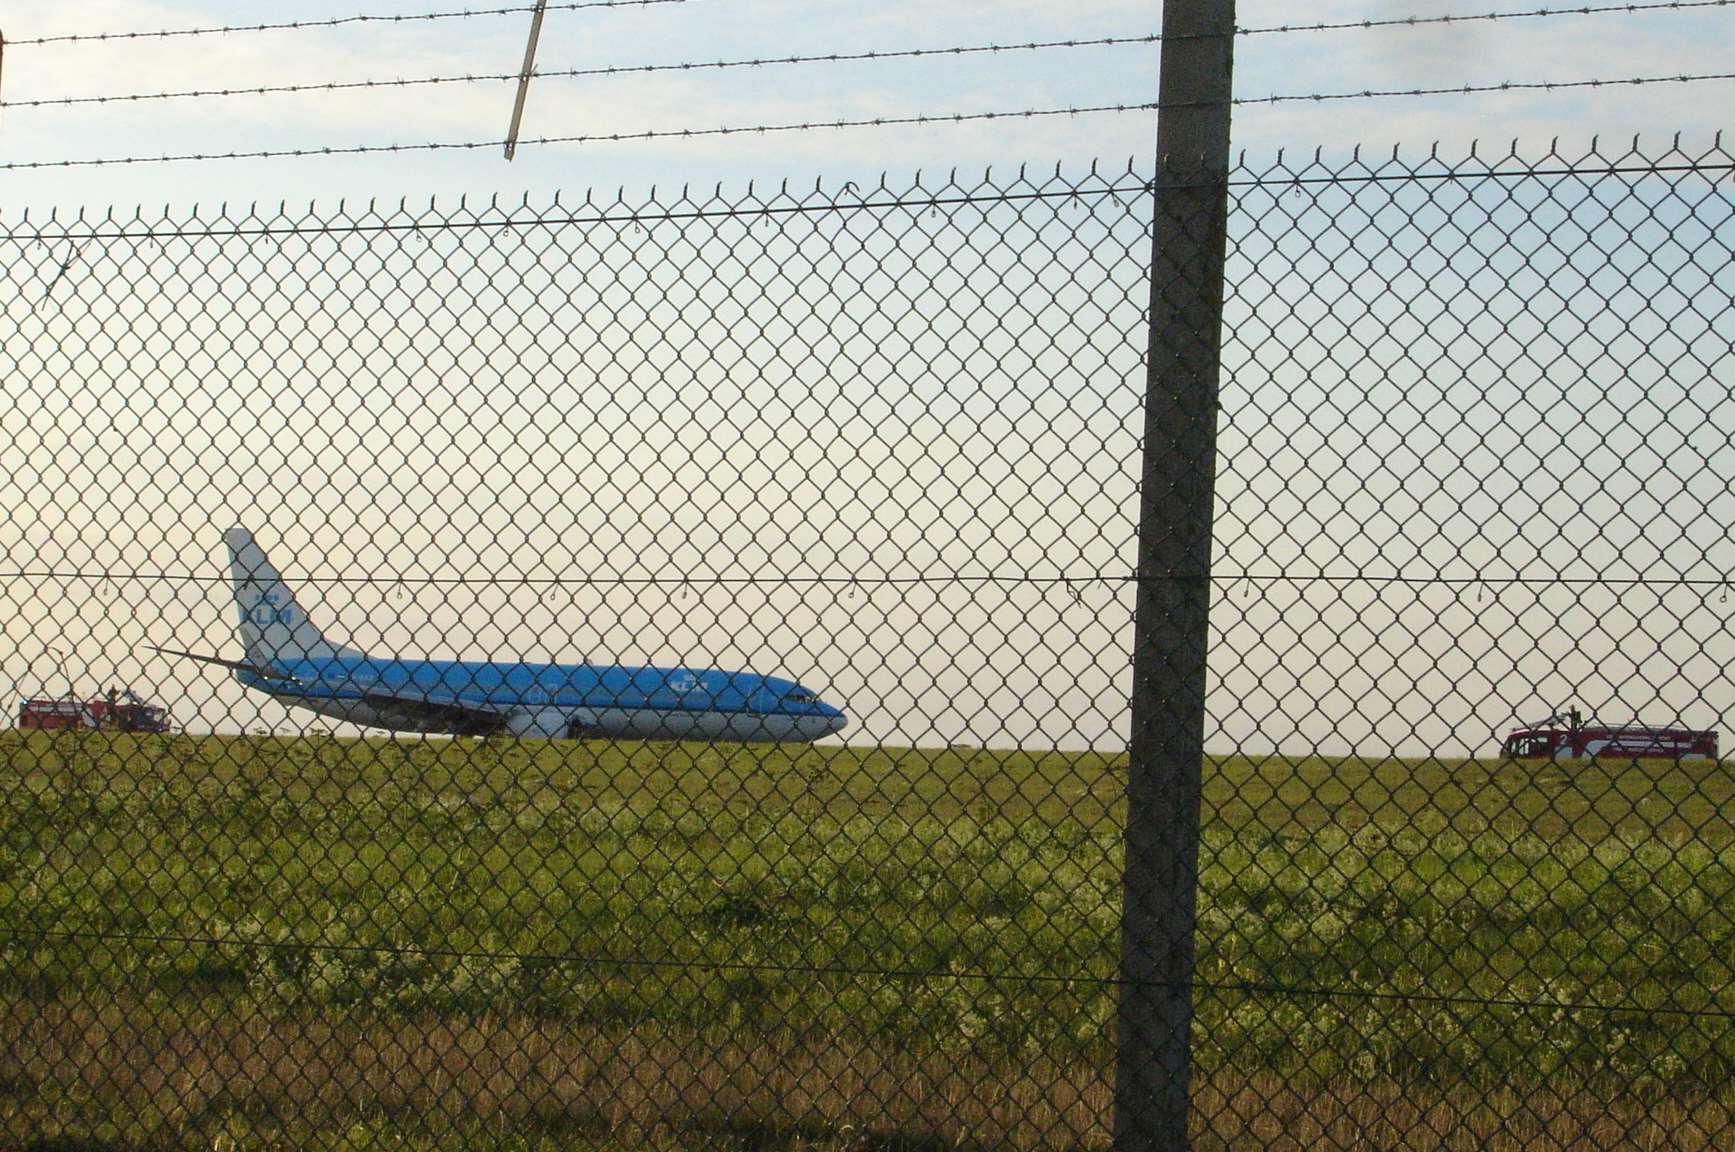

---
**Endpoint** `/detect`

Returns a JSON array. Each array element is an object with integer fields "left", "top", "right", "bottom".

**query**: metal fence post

[{"left": 1115, "top": 1, "right": 1236, "bottom": 1149}]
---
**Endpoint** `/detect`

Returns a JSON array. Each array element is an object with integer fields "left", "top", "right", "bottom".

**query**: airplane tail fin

[{"left": 224, "top": 528, "right": 352, "bottom": 667}]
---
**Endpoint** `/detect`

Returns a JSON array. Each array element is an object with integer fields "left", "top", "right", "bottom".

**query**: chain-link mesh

[{"left": 2, "top": 139, "right": 1732, "bottom": 1149}]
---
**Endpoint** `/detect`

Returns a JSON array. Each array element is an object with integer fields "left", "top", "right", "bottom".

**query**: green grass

[{"left": 3, "top": 730, "right": 1734, "bottom": 1149}]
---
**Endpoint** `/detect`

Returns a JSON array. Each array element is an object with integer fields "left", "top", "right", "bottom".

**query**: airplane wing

[
  {"left": 148, "top": 646, "right": 294, "bottom": 680},
  {"left": 353, "top": 685, "right": 510, "bottom": 736},
  {"left": 154, "top": 646, "right": 506, "bottom": 734}
]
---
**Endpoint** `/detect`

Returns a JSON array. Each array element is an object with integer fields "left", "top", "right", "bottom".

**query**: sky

[
  {"left": 0, "top": 0, "right": 1732, "bottom": 211},
  {"left": 1, "top": 2, "right": 1731, "bottom": 755}
]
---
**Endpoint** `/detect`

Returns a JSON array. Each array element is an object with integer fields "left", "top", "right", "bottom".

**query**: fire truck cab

[{"left": 1500, "top": 707, "right": 1718, "bottom": 761}]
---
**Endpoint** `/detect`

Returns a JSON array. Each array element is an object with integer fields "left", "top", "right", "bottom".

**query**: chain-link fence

[{"left": 2, "top": 138, "right": 1732, "bottom": 1149}]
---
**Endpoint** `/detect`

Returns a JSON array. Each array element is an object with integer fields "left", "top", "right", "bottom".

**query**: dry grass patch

[{"left": 5, "top": 999, "right": 1733, "bottom": 1151}]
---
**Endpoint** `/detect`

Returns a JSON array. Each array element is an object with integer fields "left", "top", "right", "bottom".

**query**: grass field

[{"left": 3, "top": 730, "right": 1734, "bottom": 1149}]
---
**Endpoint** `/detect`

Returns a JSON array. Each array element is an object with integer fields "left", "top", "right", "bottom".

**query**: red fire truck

[
  {"left": 17, "top": 688, "right": 170, "bottom": 733},
  {"left": 1500, "top": 708, "right": 1719, "bottom": 761}
]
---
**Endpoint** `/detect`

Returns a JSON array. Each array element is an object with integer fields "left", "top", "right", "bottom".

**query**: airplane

[{"left": 153, "top": 528, "right": 848, "bottom": 742}]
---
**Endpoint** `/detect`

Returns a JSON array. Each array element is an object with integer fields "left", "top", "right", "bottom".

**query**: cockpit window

[{"left": 786, "top": 691, "right": 819, "bottom": 704}]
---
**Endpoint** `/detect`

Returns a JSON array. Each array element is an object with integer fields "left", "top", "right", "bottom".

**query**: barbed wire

[
  {"left": 1242, "top": 69, "right": 1735, "bottom": 107},
  {"left": 11, "top": 0, "right": 1729, "bottom": 50},
  {"left": 1238, "top": 0, "right": 1735, "bottom": 38},
  {"left": 0, "top": 34, "right": 1164, "bottom": 111},
  {"left": 0, "top": 102, "right": 1159, "bottom": 171},
  {"left": 10, "top": 1, "right": 1735, "bottom": 111},
  {"left": 4, "top": 0, "right": 692, "bottom": 47},
  {"left": 5, "top": 69, "right": 1735, "bottom": 171}
]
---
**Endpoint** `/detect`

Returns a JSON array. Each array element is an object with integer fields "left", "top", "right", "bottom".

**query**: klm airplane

[{"left": 154, "top": 529, "right": 847, "bottom": 742}]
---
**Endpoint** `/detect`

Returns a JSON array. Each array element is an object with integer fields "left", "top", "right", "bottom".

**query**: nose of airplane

[
  {"left": 821, "top": 701, "right": 847, "bottom": 737},
  {"left": 791, "top": 701, "right": 846, "bottom": 741}
]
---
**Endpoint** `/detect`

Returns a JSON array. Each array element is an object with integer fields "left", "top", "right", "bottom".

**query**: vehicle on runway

[
  {"left": 1500, "top": 707, "right": 1717, "bottom": 760},
  {"left": 154, "top": 528, "right": 847, "bottom": 742},
  {"left": 18, "top": 687, "right": 170, "bottom": 733}
]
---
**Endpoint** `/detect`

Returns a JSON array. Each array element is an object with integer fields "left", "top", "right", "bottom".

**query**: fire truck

[
  {"left": 17, "top": 687, "right": 170, "bottom": 733},
  {"left": 1500, "top": 707, "right": 1719, "bottom": 761}
]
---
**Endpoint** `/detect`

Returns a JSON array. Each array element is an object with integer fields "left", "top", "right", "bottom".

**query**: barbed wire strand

[
  {"left": 5, "top": 0, "right": 692, "bottom": 47},
  {"left": 1241, "top": 70, "right": 1735, "bottom": 107},
  {"left": 4, "top": 71, "right": 1735, "bottom": 171},
  {"left": 10, "top": 0, "right": 1731, "bottom": 49},
  {"left": 0, "top": 34, "right": 1164, "bottom": 111},
  {"left": 0, "top": 102, "right": 1156, "bottom": 171},
  {"left": 1238, "top": 0, "right": 1735, "bottom": 38},
  {"left": 12, "top": 1, "right": 1735, "bottom": 111}
]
